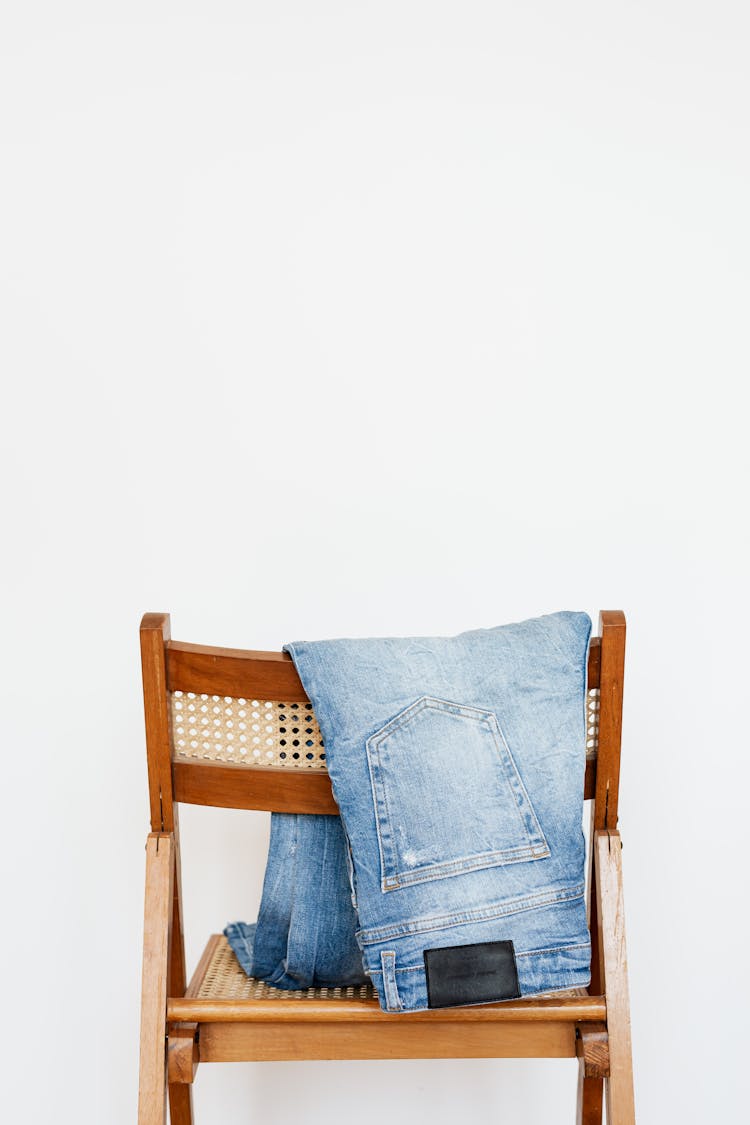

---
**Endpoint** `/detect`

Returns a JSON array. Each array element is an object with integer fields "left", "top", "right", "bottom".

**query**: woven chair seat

[
  {"left": 192, "top": 936, "right": 377, "bottom": 1002},
  {"left": 184, "top": 935, "right": 589, "bottom": 1008}
]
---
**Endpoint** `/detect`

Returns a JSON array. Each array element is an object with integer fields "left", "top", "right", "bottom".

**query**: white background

[{"left": 2, "top": 3, "right": 748, "bottom": 1122}]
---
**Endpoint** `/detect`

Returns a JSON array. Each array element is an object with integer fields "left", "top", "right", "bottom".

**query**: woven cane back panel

[
  {"left": 586, "top": 688, "right": 600, "bottom": 756},
  {"left": 170, "top": 693, "right": 326, "bottom": 768},
  {"left": 170, "top": 688, "right": 601, "bottom": 768}
]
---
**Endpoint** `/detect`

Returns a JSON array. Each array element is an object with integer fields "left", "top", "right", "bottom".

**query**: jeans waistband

[{"left": 355, "top": 881, "right": 586, "bottom": 945}]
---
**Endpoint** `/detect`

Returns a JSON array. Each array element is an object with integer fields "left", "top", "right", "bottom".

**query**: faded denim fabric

[
  {"left": 225, "top": 611, "right": 592, "bottom": 1012},
  {"left": 225, "top": 811, "right": 368, "bottom": 988}
]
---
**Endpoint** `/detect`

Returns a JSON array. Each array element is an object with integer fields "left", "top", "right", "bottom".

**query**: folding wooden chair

[{"left": 137, "top": 610, "right": 635, "bottom": 1124}]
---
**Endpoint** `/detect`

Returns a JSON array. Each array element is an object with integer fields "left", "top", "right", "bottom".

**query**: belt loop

[
  {"left": 342, "top": 822, "right": 358, "bottom": 911},
  {"left": 380, "top": 950, "right": 403, "bottom": 1012}
]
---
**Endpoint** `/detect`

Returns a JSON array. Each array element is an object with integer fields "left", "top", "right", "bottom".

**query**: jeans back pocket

[{"left": 366, "top": 696, "right": 550, "bottom": 892}]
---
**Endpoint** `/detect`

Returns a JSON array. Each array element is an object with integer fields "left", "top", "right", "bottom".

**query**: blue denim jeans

[
  {"left": 225, "top": 812, "right": 368, "bottom": 988},
  {"left": 225, "top": 611, "right": 592, "bottom": 1012}
]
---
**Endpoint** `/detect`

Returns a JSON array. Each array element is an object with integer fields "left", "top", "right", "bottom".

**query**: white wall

[{"left": 2, "top": 3, "right": 747, "bottom": 1122}]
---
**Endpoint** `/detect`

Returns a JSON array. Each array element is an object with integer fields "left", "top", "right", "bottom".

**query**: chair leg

[
  {"left": 595, "top": 831, "right": 636, "bottom": 1125},
  {"left": 167, "top": 1023, "right": 196, "bottom": 1124},
  {"left": 168, "top": 1083, "right": 194, "bottom": 1124},
  {"left": 576, "top": 1063, "right": 604, "bottom": 1124},
  {"left": 138, "top": 833, "right": 174, "bottom": 1125},
  {"left": 166, "top": 809, "right": 194, "bottom": 1124},
  {"left": 576, "top": 1022, "right": 607, "bottom": 1124}
]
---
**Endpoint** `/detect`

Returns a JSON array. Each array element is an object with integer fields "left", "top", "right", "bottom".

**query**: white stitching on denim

[
  {"left": 367, "top": 942, "right": 591, "bottom": 975},
  {"left": 515, "top": 942, "right": 591, "bottom": 958},
  {"left": 380, "top": 841, "right": 551, "bottom": 892},
  {"left": 488, "top": 710, "right": 549, "bottom": 847},
  {"left": 357, "top": 883, "right": 586, "bottom": 945},
  {"left": 368, "top": 966, "right": 422, "bottom": 974},
  {"left": 365, "top": 736, "right": 390, "bottom": 890}
]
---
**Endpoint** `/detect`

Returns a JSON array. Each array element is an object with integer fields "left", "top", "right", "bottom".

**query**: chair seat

[
  {"left": 166, "top": 935, "right": 604, "bottom": 1025},
  {"left": 192, "top": 935, "right": 379, "bottom": 1003}
]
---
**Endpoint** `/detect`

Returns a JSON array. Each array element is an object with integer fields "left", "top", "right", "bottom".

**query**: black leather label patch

[{"left": 424, "top": 939, "right": 521, "bottom": 1008}]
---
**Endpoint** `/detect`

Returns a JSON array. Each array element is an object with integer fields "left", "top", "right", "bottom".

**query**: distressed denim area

[{"left": 225, "top": 611, "right": 592, "bottom": 1012}]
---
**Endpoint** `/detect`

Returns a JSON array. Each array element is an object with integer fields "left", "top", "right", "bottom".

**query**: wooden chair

[{"left": 137, "top": 610, "right": 635, "bottom": 1124}]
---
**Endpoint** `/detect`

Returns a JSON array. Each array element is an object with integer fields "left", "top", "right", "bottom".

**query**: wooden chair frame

[{"left": 137, "top": 611, "right": 635, "bottom": 1124}]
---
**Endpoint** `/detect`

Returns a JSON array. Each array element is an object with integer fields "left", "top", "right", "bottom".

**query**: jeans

[
  {"left": 225, "top": 812, "right": 368, "bottom": 988},
  {"left": 225, "top": 611, "right": 592, "bottom": 1012}
]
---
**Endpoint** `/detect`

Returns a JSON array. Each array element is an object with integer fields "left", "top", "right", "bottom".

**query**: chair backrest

[{"left": 140, "top": 611, "right": 626, "bottom": 838}]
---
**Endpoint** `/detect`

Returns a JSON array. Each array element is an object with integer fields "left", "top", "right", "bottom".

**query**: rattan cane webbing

[
  {"left": 196, "top": 936, "right": 376, "bottom": 1001},
  {"left": 171, "top": 687, "right": 601, "bottom": 768},
  {"left": 586, "top": 687, "right": 600, "bottom": 755},
  {"left": 170, "top": 693, "right": 326, "bottom": 768}
]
